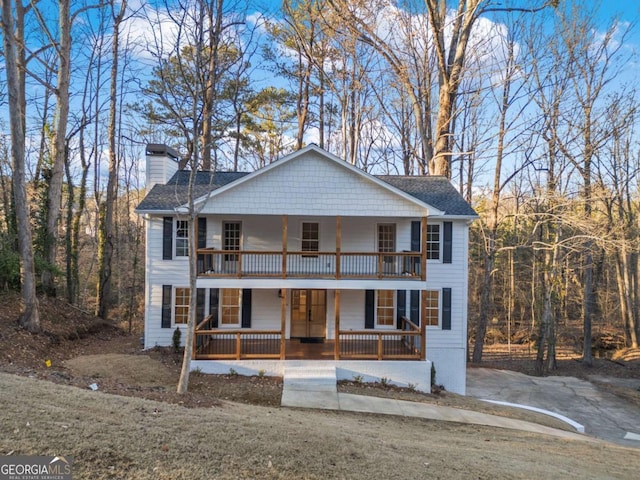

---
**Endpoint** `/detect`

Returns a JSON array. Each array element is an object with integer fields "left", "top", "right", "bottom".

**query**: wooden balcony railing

[
  {"left": 197, "top": 249, "right": 422, "bottom": 280},
  {"left": 194, "top": 315, "right": 283, "bottom": 360},
  {"left": 337, "top": 317, "right": 423, "bottom": 360}
]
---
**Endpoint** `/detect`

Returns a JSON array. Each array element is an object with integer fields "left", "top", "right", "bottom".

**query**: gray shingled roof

[
  {"left": 136, "top": 169, "right": 476, "bottom": 217},
  {"left": 376, "top": 175, "right": 477, "bottom": 216},
  {"left": 136, "top": 171, "right": 249, "bottom": 212}
]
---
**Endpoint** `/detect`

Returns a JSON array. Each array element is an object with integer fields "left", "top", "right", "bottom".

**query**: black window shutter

[
  {"left": 163, "top": 217, "right": 173, "bottom": 260},
  {"left": 442, "top": 288, "right": 452, "bottom": 330},
  {"left": 198, "top": 217, "right": 207, "bottom": 249},
  {"left": 241, "top": 289, "right": 252, "bottom": 328},
  {"left": 396, "top": 290, "right": 406, "bottom": 328},
  {"left": 196, "top": 288, "right": 205, "bottom": 322},
  {"left": 443, "top": 221, "right": 452, "bottom": 264},
  {"left": 410, "top": 290, "right": 420, "bottom": 326},
  {"left": 410, "top": 221, "right": 421, "bottom": 251},
  {"left": 161, "top": 285, "right": 172, "bottom": 328},
  {"left": 209, "top": 288, "right": 219, "bottom": 328},
  {"left": 364, "top": 290, "right": 375, "bottom": 329}
]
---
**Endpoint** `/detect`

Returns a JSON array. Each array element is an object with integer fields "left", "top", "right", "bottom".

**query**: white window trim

[
  {"left": 375, "top": 290, "right": 396, "bottom": 330},
  {"left": 426, "top": 223, "right": 442, "bottom": 264},
  {"left": 175, "top": 219, "right": 189, "bottom": 258},
  {"left": 301, "top": 220, "right": 320, "bottom": 253},
  {"left": 424, "top": 289, "right": 441, "bottom": 329}
]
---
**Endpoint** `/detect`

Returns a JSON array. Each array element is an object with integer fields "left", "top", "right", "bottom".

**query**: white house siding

[
  {"left": 202, "top": 214, "right": 418, "bottom": 255},
  {"left": 145, "top": 153, "right": 178, "bottom": 190},
  {"left": 197, "top": 150, "right": 431, "bottom": 217},
  {"left": 144, "top": 216, "right": 189, "bottom": 348},
  {"left": 426, "top": 348, "right": 466, "bottom": 395},
  {"left": 424, "top": 220, "right": 469, "bottom": 394},
  {"left": 251, "top": 289, "right": 281, "bottom": 330}
]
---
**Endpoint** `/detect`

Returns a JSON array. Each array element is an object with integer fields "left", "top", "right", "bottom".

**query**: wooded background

[{"left": 1, "top": 0, "right": 638, "bottom": 374}]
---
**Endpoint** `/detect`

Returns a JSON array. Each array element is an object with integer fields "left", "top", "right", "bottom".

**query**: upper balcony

[{"left": 196, "top": 249, "right": 424, "bottom": 280}]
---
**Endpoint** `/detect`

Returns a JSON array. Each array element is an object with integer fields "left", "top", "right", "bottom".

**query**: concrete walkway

[
  {"left": 281, "top": 367, "right": 591, "bottom": 443},
  {"left": 467, "top": 368, "right": 640, "bottom": 448}
]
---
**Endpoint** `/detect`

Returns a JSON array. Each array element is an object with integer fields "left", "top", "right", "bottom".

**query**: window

[
  {"left": 174, "top": 287, "right": 190, "bottom": 324},
  {"left": 424, "top": 290, "right": 440, "bottom": 326},
  {"left": 376, "top": 290, "right": 395, "bottom": 327},
  {"left": 378, "top": 224, "right": 396, "bottom": 274},
  {"left": 302, "top": 222, "right": 319, "bottom": 253},
  {"left": 223, "top": 221, "right": 241, "bottom": 262},
  {"left": 377, "top": 224, "right": 396, "bottom": 252},
  {"left": 221, "top": 288, "right": 241, "bottom": 325},
  {"left": 176, "top": 220, "right": 189, "bottom": 257},
  {"left": 426, "top": 224, "right": 440, "bottom": 260}
]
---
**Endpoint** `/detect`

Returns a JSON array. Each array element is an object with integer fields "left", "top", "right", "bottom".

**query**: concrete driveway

[{"left": 467, "top": 368, "right": 640, "bottom": 448}]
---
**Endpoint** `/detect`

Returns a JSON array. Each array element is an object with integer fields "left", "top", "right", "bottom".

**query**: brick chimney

[{"left": 145, "top": 144, "right": 179, "bottom": 189}]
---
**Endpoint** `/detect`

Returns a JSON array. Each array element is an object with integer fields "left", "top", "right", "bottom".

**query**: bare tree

[
  {"left": 326, "top": 0, "right": 557, "bottom": 176},
  {"left": 1, "top": 0, "right": 40, "bottom": 331},
  {"left": 96, "top": 0, "right": 128, "bottom": 319},
  {"left": 472, "top": 20, "right": 532, "bottom": 362},
  {"left": 138, "top": 0, "right": 250, "bottom": 170},
  {"left": 549, "top": 6, "right": 632, "bottom": 365}
]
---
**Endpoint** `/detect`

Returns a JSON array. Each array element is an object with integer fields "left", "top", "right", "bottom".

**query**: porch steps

[
  {"left": 281, "top": 365, "right": 339, "bottom": 409},
  {"left": 282, "top": 365, "right": 337, "bottom": 393},
  {"left": 281, "top": 365, "right": 340, "bottom": 410}
]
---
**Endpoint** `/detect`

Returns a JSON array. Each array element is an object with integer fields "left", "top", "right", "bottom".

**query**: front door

[{"left": 291, "top": 289, "right": 326, "bottom": 339}]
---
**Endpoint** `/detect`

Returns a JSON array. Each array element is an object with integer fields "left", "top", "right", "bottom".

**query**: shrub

[
  {"left": 172, "top": 327, "right": 182, "bottom": 352},
  {"left": 431, "top": 363, "right": 436, "bottom": 388}
]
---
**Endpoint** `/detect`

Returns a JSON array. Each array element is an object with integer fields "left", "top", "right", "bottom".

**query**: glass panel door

[
  {"left": 290, "top": 289, "right": 326, "bottom": 338},
  {"left": 378, "top": 224, "right": 396, "bottom": 275},
  {"left": 223, "top": 221, "right": 241, "bottom": 273}
]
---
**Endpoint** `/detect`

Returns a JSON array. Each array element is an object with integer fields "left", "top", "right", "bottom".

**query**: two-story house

[{"left": 136, "top": 144, "right": 477, "bottom": 394}]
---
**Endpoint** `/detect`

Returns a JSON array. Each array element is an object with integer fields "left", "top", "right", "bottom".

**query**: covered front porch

[
  {"left": 192, "top": 288, "right": 427, "bottom": 362},
  {"left": 194, "top": 329, "right": 422, "bottom": 361}
]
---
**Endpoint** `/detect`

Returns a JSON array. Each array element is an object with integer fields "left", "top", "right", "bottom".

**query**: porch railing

[
  {"left": 197, "top": 249, "right": 422, "bottom": 280},
  {"left": 193, "top": 316, "right": 423, "bottom": 361},
  {"left": 336, "top": 317, "right": 423, "bottom": 360},
  {"left": 194, "top": 315, "right": 283, "bottom": 360}
]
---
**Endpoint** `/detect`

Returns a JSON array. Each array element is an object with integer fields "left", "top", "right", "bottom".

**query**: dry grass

[
  {"left": 2, "top": 292, "right": 640, "bottom": 478},
  {"left": 2, "top": 373, "right": 638, "bottom": 480}
]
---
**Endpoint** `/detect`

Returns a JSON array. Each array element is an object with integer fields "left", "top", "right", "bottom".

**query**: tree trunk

[
  {"left": 96, "top": 0, "right": 126, "bottom": 318},
  {"left": 472, "top": 250, "right": 493, "bottom": 363},
  {"left": 42, "top": 0, "right": 72, "bottom": 296},
  {"left": 1, "top": 0, "right": 40, "bottom": 331},
  {"left": 535, "top": 225, "right": 561, "bottom": 375},
  {"left": 177, "top": 193, "right": 199, "bottom": 394}
]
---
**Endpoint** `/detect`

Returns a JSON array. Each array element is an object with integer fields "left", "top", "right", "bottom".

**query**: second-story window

[
  {"left": 176, "top": 220, "right": 189, "bottom": 257},
  {"left": 426, "top": 224, "right": 440, "bottom": 260},
  {"left": 302, "top": 222, "right": 319, "bottom": 253}
]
